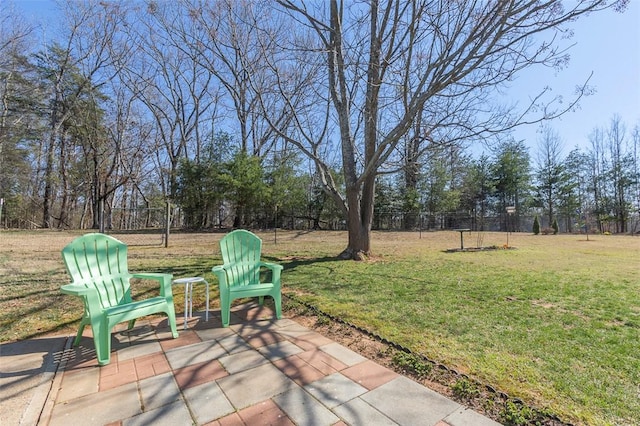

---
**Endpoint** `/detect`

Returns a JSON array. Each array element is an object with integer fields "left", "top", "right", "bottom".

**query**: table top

[
  {"left": 172, "top": 277, "right": 207, "bottom": 284},
  {"left": 453, "top": 228, "right": 471, "bottom": 232}
]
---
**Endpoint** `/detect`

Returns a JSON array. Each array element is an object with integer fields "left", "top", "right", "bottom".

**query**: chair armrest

[
  {"left": 131, "top": 272, "right": 173, "bottom": 297},
  {"left": 259, "top": 262, "right": 283, "bottom": 272},
  {"left": 131, "top": 272, "right": 172, "bottom": 282},
  {"left": 259, "top": 262, "right": 283, "bottom": 284},
  {"left": 60, "top": 283, "right": 95, "bottom": 296},
  {"left": 211, "top": 265, "right": 228, "bottom": 287},
  {"left": 60, "top": 283, "right": 103, "bottom": 315}
]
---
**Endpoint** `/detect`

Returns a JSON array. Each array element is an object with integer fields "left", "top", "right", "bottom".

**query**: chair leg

[
  {"left": 258, "top": 296, "right": 265, "bottom": 306},
  {"left": 221, "top": 292, "right": 231, "bottom": 328},
  {"left": 73, "top": 317, "right": 90, "bottom": 346},
  {"left": 93, "top": 318, "right": 111, "bottom": 366},
  {"left": 273, "top": 293, "right": 282, "bottom": 320},
  {"left": 166, "top": 305, "right": 179, "bottom": 338}
]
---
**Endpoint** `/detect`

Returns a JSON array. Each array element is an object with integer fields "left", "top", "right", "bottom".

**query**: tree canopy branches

[{"left": 1, "top": 0, "right": 637, "bottom": 245}]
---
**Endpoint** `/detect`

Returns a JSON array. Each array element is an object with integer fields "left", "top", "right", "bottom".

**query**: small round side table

[{"left": 172, "top": 277, "right": 209, "bottom": 329}]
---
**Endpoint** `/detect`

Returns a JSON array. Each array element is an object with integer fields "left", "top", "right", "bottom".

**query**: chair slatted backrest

[
  {"left": 219, "top": 230, "right": 262, "bottom": 287},
  {"left": 62, "top": 233, "right": 131, "bottom": 310}
]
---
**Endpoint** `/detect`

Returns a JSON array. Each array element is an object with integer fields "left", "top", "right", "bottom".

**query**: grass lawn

[{"left": 1, "top": 229, "right": 638, "bottom": 425}]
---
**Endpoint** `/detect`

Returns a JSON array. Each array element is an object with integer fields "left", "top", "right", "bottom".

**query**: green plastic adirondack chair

[
  {"left": 212, "top": 230, "right": 283, "bottom": 327},
  {"left": 60, "top": 233, "right": 179, "bottom": 365}
]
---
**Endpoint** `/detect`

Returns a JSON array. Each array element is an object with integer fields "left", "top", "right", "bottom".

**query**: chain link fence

[{"left": 2, "top": 198, "right": 638, "bottom": 237}]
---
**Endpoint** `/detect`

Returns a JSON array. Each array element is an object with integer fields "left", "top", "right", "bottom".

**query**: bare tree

[
  {"left": 266, "top": 0, "right": 622, "bottom": 259},
  {"left": 588, "top": 115, "right": 636, "bottom": 233},
  {"left": 0, "top": 5, "right": 34, "bottom": 144},
  {"left": 35, "top": 0, "right": 129, "bottom": 228},
  {"left": 116, "top": 1, "right": 217, "bottom": 200},
  {"left": 606, "top": 114, "right": 632, "bottom": 233},
  {"left": 535, "top": 125, "right": 564, "bottom": 228},
  {"left": 588, "top": 125, "right": 608, "bottom": 232},
  {"left": 83, "top": 78, "right": 157, "bottom": 230},
  {"left": 180, "top": 0, "right": 295, "bottom": 159},
  {"left": 633, "top": 124, "right": 640, "bottom": 234}
]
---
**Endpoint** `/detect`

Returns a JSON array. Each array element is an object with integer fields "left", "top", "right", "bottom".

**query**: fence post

[
  {"left": 274, "top": 205, "right": 278, "bottom": 244},
  {"left": 165, "top": 201, "right": 171, "bottom": 248}
]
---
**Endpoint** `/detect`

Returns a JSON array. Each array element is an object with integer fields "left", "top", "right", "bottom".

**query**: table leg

[
  {"left": 205, "top": 281, "right": 209, "bottom": 322},
  {"left": 183, "top": 283, "right": 189, "bottom": 330},
  {"left": 189, "top": 281, "right": 193, "bottom": 319}
]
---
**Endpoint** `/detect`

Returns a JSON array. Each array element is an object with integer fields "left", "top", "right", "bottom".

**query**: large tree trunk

[
  {"left": 339, "top": 172, "right": 376, "bottom": 260},
  {"left": 42, "top": 130, "right": 57, "bottom": 229},
  {"left": 336, "top": 0, "right": 379, "bottom": 260},
  {"left": 341, "top": 225, "right": 370, "bottom": 260},
  {"left": 339, "top": 187, "right": 371, "bottom": 260},
  {"left": 58, "top": 131, "right": 69, "bottom": 229}
]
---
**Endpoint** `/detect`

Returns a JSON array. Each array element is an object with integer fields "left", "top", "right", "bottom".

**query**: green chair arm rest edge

[
  {"left": 259, "top": 262, "right": 283, "bottom": 272},
  {"left": 60, "top": 283, "right": 103, "bottom": 316},
  {"left": 131, "top": 272, "right": 173, "bottom": 297},
  {"left": 259, "top": 262, "right": 282, "bottom": 284},
  {"left": 60, "top": 283, "right": 96, "bottom": 296},
  {"left": 211, "top": 265, "right": 228, "bottom": 288}
]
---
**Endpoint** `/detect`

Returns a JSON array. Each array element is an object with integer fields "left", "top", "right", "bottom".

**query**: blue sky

[
  {"left": 12, "top": 0, "right": 640, "bottom": 156},
  {"left": 507, "top": 1, "right": 640, "bottom": 154}
]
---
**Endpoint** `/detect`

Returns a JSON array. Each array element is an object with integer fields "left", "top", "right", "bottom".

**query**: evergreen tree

[
  {"left": 459, "top": 154, "right": 494, "bottom": 231},
  {"left": 176, "top": 132, "right": 231, "bottom": 228},
  {"left": 533, "top": 215, "right": 540, "bottom": 235},
  {"left": 374, "top": 176, "right": 401, "bottom": 230},
  {"left": 176, "top": 159, "right": 223, "bottom": 228},
  {"left": 492, "top": 140, "right": 531, "bottom": 232},
  {"left": 264, "top": 151, "right": 309, "bottom": 229},
  {"left": 0, "top": 48, "right": 43, "bottom": 227},
  {"left": 560, "top": 148, "right": 590, "bottom": 233},
  {"left": 220, "top": 150, "right": 267, "bottom": 228},
  {"left": 534, "top": 126, "right": 565, "bottom": 229}
]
